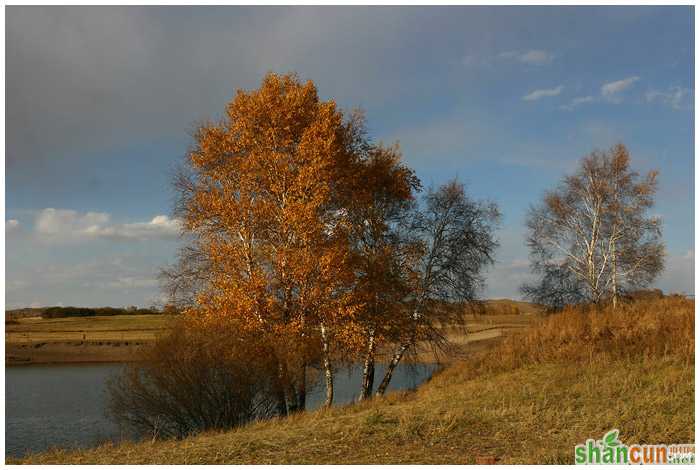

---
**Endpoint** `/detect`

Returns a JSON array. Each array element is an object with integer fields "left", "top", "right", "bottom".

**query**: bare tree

[
  {"left": 375, "top": 180, "right": 500, "bottom": 396},
  {"left": 522, "top": 144, "right": 664, "bottom": 310},
  {"left": 520, "top": 264, "right": 586, "bottom": 312}
]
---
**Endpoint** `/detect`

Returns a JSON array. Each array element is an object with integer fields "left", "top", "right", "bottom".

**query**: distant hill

[
  {"left": 482, "top": 299, "right": 544, "bottom": 315},
  {"left": 5, "top": 307, "right": 47, "bottom": 320},
  {"left": 7, "top": 301, "right": 539, "bottom": 321},
  {"left": 6, "top": 305, "right": 173, "bottom": 320}
]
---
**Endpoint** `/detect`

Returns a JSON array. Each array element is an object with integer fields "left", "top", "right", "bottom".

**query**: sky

[{"left": 5, "top": 6, "right": 694, "bottom": 308}]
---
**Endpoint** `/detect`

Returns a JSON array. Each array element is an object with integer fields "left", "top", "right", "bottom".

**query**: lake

[{"left": 6, "top": 362, "right": 437, "bottom": 458}]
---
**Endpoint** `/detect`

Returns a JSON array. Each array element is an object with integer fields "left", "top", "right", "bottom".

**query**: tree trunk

[
  {"left": 297, "top": 362, "right": 307, "bottom": 411},
  {"left": 359, "top": 328, "right": 376, "bottom": 401},
  {"left": 375, "top": 342, "right": 408, "bottom": 396},
  {"left": 319, "top": 322, "right": 333, "bottom": 408},
  {"left": 611, "top": 241, "right": 618, "bottom": 309},
  {"left": 285, "top": 380, "right": 299, "bottom": 413},
  {"left": 275, "top": 360, "right": 289, "bottom": 416},
  {"left": 297, "top": 314, "right": 307, "bottom": 411}
]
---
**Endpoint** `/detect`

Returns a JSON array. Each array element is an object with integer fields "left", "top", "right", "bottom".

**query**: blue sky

[{"left": 5, "top": 6, "right": 694, "bottom": 308}]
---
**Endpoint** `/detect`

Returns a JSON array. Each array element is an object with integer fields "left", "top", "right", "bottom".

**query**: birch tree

[
  {"left": 522, "top": 144, "right": 664, "bottom": 310},
  {"left": 167, "top": 73, "right": 365, "bottom": 411},
  {"left": 375, "top": 181, "right": 500, "bottom": 396},
  {"left": 346, "top": 143, "right": 421, "bottom": 400}
]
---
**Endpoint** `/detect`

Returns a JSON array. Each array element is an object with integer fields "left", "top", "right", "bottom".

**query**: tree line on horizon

[{"left": 109, "top": 72, "right": 665, "bottom": 438}]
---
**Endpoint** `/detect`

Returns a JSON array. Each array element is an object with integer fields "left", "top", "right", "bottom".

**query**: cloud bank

[{"left": 35, "top": 209, "right": 181, "bottom": 242}]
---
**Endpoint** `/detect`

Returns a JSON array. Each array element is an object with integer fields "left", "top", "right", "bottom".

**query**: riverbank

[
  {"left": 14, "top": 296, "right": 693, "bottom": 464},
  {"left": 5, "top": 314, "right": 172, "bottom": 365},
  {"left": 6, "top": 340, "right": 150, "bottom": 365},
  {"left": 5, "top": 326, "right": 509, "bottom": 365},
  {"left": 6, "top": 308, "right": 534, "bottom": 365}
]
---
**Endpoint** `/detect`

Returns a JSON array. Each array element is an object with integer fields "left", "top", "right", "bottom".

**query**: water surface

[{"left": 6, "top": 362, "right": 436, "bottom": 458}]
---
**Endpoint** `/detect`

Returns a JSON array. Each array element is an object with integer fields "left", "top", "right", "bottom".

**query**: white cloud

[
  {"left": 84, "top": 215, "right": 182, "bottom": 241},
  {"left": 645, "top": 86, "right": 690, "bottom": 110},
  {"left": 601, "top": 76, "right": 640, "bottom": 101},
  {"left": 6, "top": 219, "right": 20, "bottom": 233},
  {"left": 561, "top": 76, "right": 641, "bottom": 110},
  {"left": 560, "top": 95, "right": 595, "bottom": 111},
  {"left": 500, "top": 49, "right": 554, "bottom": 65},
  {"left": 522, "top": 85, "right": 564, "bottom": 102},
  {"left": 36, "top": 209, "right": 110, "bottom": 237},
  {"left": 35, "top": 208, "right": 181, "bottom": 242}
]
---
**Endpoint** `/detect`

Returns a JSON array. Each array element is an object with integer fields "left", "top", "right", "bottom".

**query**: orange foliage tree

[
  {"left": 344, "top": 144, "right": 422, "bottom": 400},
  {"left": 164, "top": 72, "right": 500, "bottom": 410},
  {"left": 170, "top": 73, "right": 369, "bottom": 411}
]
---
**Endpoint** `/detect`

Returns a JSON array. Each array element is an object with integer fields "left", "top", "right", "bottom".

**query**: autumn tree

[
  {"left": 344, "top": 143, "right": 421, "bottom": 401},
  {"left": 163, "top": 73, "right": 501, "bottom": 410},
  {"left": 167, "top": 73, "right": 367, "bottom": 411},
  {"left": 521, "top": 144, "right": 664, "bottom": 310},
  {"left": 375, "top": 181, "right": 500, "bottom": 396}
]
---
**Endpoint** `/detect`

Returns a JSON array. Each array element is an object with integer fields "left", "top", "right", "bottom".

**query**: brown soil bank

[
  {"left": 6, "top": 340, "right": 149, "bottom": 365},
  {"left": 14, "top": 296, "right": 693, "bottom": 464}
]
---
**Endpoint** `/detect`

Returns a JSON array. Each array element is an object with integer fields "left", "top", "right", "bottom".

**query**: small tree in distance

[{"left": 521, "top": 144, "right": 664, "bottom": 310}]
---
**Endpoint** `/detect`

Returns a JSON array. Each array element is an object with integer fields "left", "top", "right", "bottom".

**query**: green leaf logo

[{"left": 603, "top": 429, "right": 621, "bottom": 447}]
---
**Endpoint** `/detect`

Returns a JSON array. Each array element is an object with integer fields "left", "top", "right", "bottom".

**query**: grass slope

[{"left": 14, "top": 297, "right": 694, "bottom": 464}]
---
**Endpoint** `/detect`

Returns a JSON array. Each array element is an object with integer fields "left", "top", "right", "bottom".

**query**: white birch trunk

[{"left": 319, "top": 322, "right": 333, "bottom": 408}]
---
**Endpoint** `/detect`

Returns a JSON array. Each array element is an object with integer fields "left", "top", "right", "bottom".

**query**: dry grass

[
  {"left": 449, "top": 295, "right": 694, "bottom": 379},
  {"left": 5, "top": 314, "right": 173, "bottom": 343},
  {"left": 13, "top": 297, "right": 694, "bottom": 464}
]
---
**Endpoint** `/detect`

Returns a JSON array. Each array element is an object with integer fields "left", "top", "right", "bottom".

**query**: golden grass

[
  {"left": 13, "top": 297, "right": 694, "bottom": 464},
  {"left": 451, "top": 295, "right": 694, "bottom": 378}
]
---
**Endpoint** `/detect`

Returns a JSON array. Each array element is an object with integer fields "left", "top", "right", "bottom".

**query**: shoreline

[
  {"left": 6, "top": 329, "right": 508, "bottom": 366},
  {"left": 6, "top": 340, "right": 151, "bottom": 366},
  {"left": 6, "top": 311, "right": 532, "bottom": 366}
]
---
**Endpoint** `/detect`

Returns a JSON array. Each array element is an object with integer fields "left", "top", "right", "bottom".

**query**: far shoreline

[
  {"left": 6, "top": 305, "right": 536, "bottom": 366},
  {"left": 6, "top": 331, "right": 509, "bottom": 366}
]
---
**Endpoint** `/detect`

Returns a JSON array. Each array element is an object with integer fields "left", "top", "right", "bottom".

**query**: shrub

[{"left": 107, "top": 319, "right": 287, "bottom": 440}]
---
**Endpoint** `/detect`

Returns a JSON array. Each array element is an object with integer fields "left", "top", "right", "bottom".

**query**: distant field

[
  {"left": 5, "top": 314, "right": 175, "bottom": 364},
  {"left": 5, "top": 303, "right": 541, "bottom": 365},
  {"left": 5, "top": 314, "right": 174, "bottom": 343}
]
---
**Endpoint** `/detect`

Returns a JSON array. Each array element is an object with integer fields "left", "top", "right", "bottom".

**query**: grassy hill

[
  {"left": 482, "top": 298, "right": 543, "bottom": 315},
  {"left": 14, "top": 295, "right": 693, "bottom": 464}
]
